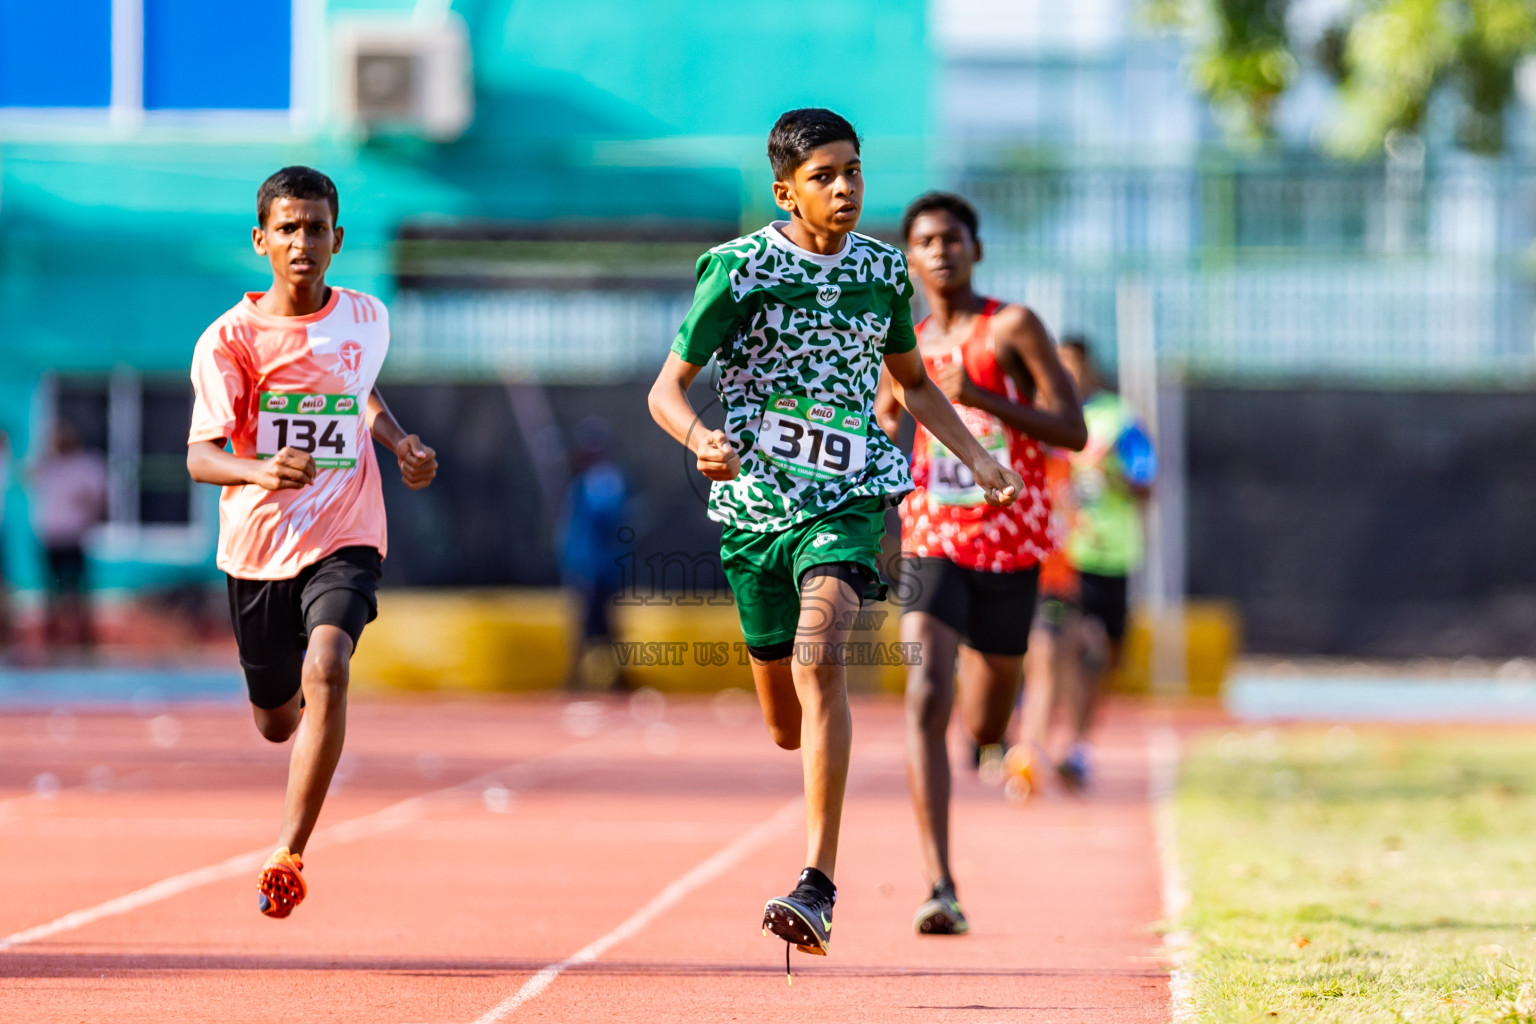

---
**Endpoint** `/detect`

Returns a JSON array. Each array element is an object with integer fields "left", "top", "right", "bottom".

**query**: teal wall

[
  {"left": 0, "top": 0, "right": 935, "bottom": 590},
  {"left": 489, "top": 0, "right": 929, "bottom": 137}
]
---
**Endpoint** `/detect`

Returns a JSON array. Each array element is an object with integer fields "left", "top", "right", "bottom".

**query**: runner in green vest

[
  {"left": 648, "top": 108, "right": 1023, "bottom": 976},
  {"left": 1058, "top": 337, "right": 1156, "bottom": 791}
]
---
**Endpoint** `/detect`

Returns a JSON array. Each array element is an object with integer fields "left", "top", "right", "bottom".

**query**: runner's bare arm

[
  {"left": 873, "top": 369, "right": 904, "bottom": 441},
  {"left": 186, "top": 439, "right": 315, "bottom": 491},
  {"left": 647, "top": 351, "right": 740, "bottom": 481},
  {"left": 884, "top": 347, "right": 1023, "bottom": 506},
  {"left": 366, "top": 387, "right": 437, "bottom": 490},
  {"left": 937, "top": 305, "right": 1086, "bottom": 451}
]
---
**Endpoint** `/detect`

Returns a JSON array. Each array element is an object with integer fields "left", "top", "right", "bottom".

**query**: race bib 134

[{"left": 256, "top": 392, "right": 361, "bottom": 470}]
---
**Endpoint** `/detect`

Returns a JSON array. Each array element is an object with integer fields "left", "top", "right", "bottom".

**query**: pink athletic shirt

[{"left": 188, "top": 288, "right": 390, "bottom": 581}]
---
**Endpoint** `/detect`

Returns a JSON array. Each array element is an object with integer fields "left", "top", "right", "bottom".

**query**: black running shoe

[
  {"left": 763, "top": 868, "right": 835, "bottom": 956},
  {"left": 913, "top": 881, "right": 968, "bottom": 935}
]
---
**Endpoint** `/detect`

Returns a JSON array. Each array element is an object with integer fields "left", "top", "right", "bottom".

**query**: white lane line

[
  {"left": 1149, "top": 726, "right": 1195, "bottom": 1023},
  {"left": 0, "top": 737, "right": 609, "bottom": 952},
  {"left": 468, "top": 797, "right": 802, "bottom": 1024}
]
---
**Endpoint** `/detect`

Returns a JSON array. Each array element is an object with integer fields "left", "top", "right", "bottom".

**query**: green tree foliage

[
  {"left": 1147, "top": 0, "right": 1298, "bottom": 142},
  {"left": 1148, "top": 0, "right": 1536, "bottom": 155}
]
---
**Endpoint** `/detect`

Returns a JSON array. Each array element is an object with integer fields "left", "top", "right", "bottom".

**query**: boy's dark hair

[
  {"left": 901, "top": 191, "right": 980, "bottom": 244},
  {"left": 1060, "top": 333, "right": 1090, "bottom": 357},
  {"left": 257, "top": 166, "right": 339, "bottom": 226},
  {"left": 767, "top": 108, "right": 860, "bottom": 180}
]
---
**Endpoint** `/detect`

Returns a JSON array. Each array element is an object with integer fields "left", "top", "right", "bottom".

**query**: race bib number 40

[
  {"left": 928, "top": 419, "right": 1008, "bottom": 506},
  {"left": 257, "top": 392, "right": 361, "bottom": 469},
  {"left": 759, "top": 393, "right": 869, "bottom": 482}
]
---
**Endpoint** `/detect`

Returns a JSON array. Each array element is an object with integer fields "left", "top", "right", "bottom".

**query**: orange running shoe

[
  {"left": 1002, "top": 743, "right": 1037, "bottom": 802},
  {"left": 257, "top": 847, "right": 306, "bottom": 918}
]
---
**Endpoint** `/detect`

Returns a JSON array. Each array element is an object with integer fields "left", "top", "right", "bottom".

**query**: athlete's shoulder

[
  {"left": 848, "top": 231, "right": 905, "bottom": 261},
  {"left": 194, "top": 298, "right": 259, "bottom": 357},
  {"left": 704, "top": 227, "right": 773, "bottom": 263},
  {"left": 204, "top": 295, "right": 256, "bottom": 330},
  {"left": 698, "top": 228, "right": 787, "bottom": 299},
  {"left": 987, "top": 300, "right": 1031, "bottom": 326},
  {"left": 847, "top": 232, "right": 910, "bottom": 287},
  {"left": 331, "top": 287, "right": 389, "bottom": 325},
  {"left": 985, "top": 301, "right": 1051, "bottom": 341}
]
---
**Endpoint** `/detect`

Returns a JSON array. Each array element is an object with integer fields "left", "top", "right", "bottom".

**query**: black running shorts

[
  {"left": 898, "top": 555, "right": 1039, "bottom": 657},
  {"left": 1077, "top": 571, "right": 1129, "bottom": 643},
  {"left": 226, "top": 546, "right": 382, "bottom": 709}
]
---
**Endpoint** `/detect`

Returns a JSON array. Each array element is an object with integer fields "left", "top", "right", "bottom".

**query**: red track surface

[{"left": 1, "top": 696, "right": 1172, "bottom": 1023}]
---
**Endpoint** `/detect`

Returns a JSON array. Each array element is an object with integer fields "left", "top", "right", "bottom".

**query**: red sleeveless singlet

[{"left": 899, "top": 299, "right": 1053, "bottom": 572}]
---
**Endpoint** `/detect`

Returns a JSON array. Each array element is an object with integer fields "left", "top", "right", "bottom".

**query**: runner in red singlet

[{"left": 876, "top": 192, "right": 1085, "bottom": 935}]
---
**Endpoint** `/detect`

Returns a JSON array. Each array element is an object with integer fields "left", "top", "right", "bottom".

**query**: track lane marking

[
  {"left": 1149, "top": 726, "right": 1194, "bottom": 1022},
  {"left": 468, "top": 797, "right": 802, "bottom": 1023},
  {"left": 0, "top": 736, "right": 613, "bottom": 951}
]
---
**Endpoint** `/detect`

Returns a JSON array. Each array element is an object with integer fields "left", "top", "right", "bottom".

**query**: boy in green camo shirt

[{"left": 648, "top": 108, "right": 1022, "bottom": 969}]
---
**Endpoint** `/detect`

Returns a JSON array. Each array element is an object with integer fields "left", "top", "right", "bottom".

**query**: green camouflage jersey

[{"left": 671, "top": 222, "right": 917, "bottom": 533}]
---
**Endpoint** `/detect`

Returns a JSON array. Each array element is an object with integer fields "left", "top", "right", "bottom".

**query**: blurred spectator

[
  {"left": 558, "top": 416, "right": 631, "bottom": 690},
  {"left": 30, "top": 422, "right": 108, "bottom": 651}
]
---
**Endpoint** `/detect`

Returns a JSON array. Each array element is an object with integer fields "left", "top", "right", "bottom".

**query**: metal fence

[
  {"left": 386, "top": 153, "right": 1536, "bottom": 384},
  {"left": 960, "top": 158, "right": 1536, "bottom": 382}
]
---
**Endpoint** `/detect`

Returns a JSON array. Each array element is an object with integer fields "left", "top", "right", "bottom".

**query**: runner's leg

[
  {"left": 757, "top": 505, "right": 883, "bottom": 955},
  {"left": 955, "top": 646, "right": 1023, "bottom": 748},
  {"left": 955, "top": 566, "right": 1036, "bottom": 771},
  {"left": 795, "top": 571, "right": 861, "bottom": 878},
  {"left": 1025, "top": 594, "right": 1074, "bottom": 758},
  {"left": 1021, "top": 618, "right": 1059, "bottom": 752},
  {"left": 1049, "top": 607, "right": 1083, "bottom": 744},
  {"left": 252, "top": 690, "right": 303, "bottom": 743},
  {"left": 726, "top": 524, "right": 802, "bottom": 748},
  {"left": 751, "top": 654, "right": 801, "bottom": 749},
  {"left": 1068, "top": 613, "right": 1110, "bottom": 745},
  {"left": 230, "top": 573, "right": 306, "bottom": 744},
  {"left": 1065, "top": 571, "right": 1121, "bottom": 749},
  {"left": 902, "top": 610, "right": 961, "bottom": 887},
  {"left": 277, "top": 624, "right": 352, "bottom": 856}
]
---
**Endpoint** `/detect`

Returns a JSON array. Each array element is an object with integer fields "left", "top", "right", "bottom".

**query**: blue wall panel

[
  {"left": 0, "top": 0, "right": 112, "bottom": 107},
  {"left": 143, "top": 0, "right": 290, "bottom": 110}
]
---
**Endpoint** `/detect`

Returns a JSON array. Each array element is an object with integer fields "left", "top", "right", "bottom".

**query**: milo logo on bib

[
  {"left": 256, "top": 392, "right": 362, "bottom": 470},
  {"left": 759, "top": 393, "right": 870, "bottom": 482}
]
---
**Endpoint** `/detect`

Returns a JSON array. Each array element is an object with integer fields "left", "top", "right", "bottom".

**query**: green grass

[{"left": 1177, "top": 728, "right": 1536, "bottom": 1023}]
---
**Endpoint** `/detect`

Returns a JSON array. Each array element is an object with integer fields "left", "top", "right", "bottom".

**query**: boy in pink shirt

[{"left": 187, "top": 167, "right": 437, "bottom": 918}]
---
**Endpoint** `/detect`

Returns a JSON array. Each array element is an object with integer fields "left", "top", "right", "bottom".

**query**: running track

[{"left": 1, "top": 696, "right": 1170, "bottom": 1023}]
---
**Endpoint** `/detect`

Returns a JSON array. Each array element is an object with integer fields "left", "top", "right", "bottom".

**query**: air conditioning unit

[{"left": 334, "top": 16, "right": 472, "bottom": 142}]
